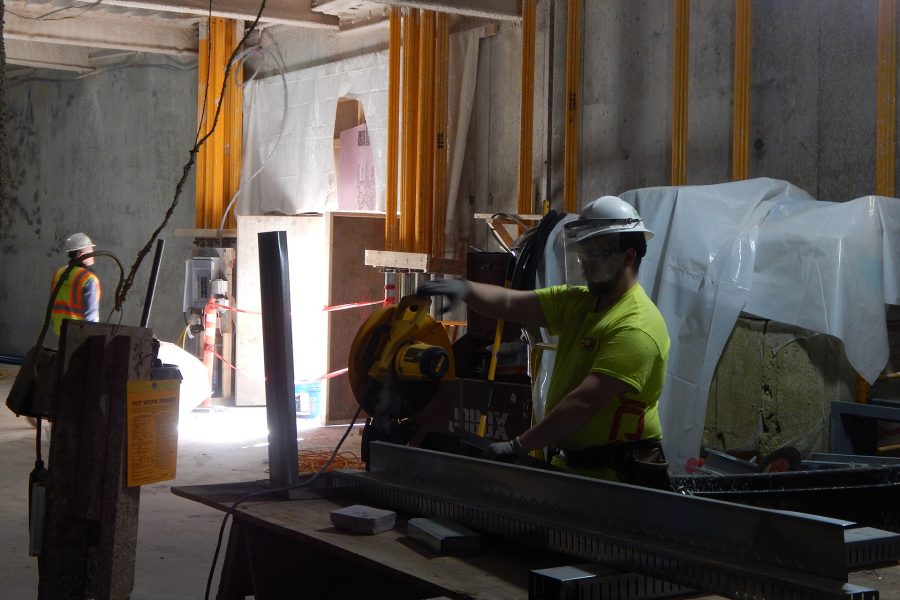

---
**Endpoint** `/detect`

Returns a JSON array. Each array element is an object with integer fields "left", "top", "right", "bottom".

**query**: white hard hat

[
  {"left": 563, "top": 195, "right": 653, "bottom": 245},
  {"left": 63, "top": 232, "right": 95, "bottom": 253}
]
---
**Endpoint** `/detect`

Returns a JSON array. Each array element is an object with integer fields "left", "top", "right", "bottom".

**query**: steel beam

[
  {"left": 845, "top": 527, "right": 900, "bottom": 569},
  {"left": 104, "top": 0, "right": 339, "bottom": 28},
  {"left": 258, "top": 231, "right": 300, "bottom": 492},
  {"left": 370, "top": 0, "right": 521, "bottom": 21},
  {"left": 333, "top": 442, "right": 878, "bottom": 600},
  {"left": 4, "top": 39, "right": 94, "bottom": 72},
  {"left": 4, "top": 4, "right": 198, "bottom": 55}
]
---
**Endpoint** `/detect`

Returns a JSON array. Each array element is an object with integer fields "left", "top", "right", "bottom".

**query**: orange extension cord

[{"left": 298, "top": 449, "right": 365, "bottom": 473}]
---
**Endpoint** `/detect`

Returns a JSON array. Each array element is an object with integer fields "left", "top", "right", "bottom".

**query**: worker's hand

[
  {"left": 416, "top": 278, "right": 471, "bottom": 308},
  {"left": 485, "top": 436, "right": 527, "bottom": 460}
]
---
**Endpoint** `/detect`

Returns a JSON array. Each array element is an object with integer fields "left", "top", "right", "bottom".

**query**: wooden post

[{"left": 39, "top": 321, "right": 155, "bottom": 600}]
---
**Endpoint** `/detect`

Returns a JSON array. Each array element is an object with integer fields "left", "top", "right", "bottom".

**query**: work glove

[
  {"left": 485, "top": 436, "right": 528, "bottom": 460},
  {"left": 416, "top": 278, "right": 471, "bottom": 309}
]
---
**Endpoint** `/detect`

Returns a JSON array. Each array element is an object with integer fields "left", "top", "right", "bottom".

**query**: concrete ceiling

[{"left": 3, "top": 0, "right": 521, "bottom": 74}]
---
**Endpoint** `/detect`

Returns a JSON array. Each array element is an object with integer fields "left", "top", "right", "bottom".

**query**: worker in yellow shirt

[{"left": 416, "top": 196, "right": 670, "bottom": 489}]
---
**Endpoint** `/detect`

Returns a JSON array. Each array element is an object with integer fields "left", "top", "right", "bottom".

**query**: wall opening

[{"left": 333, "top": 97, "right": 375, "bottom": 210}]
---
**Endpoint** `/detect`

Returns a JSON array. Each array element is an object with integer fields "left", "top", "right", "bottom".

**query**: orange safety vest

[{"left": 50, "top": 265, "right": 102, "bottom": 335}]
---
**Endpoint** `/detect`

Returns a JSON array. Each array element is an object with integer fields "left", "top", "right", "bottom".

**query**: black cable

[
  {"left": 510, "top": 211, "right": 567, "bottom": 291},
  {"left": 5, "top": 0, "right": 104, "bottom": 21},
  {"left": 203, "top": 404, "right": 364, "bottom": 600},
  {"left": 116, "top": 0, "right": 268, "bottom": 313},
  {"left": 195, "top": 0, "right": 215, "bottom": 141}
]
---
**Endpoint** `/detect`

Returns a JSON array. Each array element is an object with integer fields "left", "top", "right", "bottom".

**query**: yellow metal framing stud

[
  {"left": 386, "top": 8, "right": 402, "bottom": 251},
  {"left": 432, "top": 13, "right": 450, "bottom": 258},
  {"left": 732, "top": 0, "right": 752, "bottom": 182},
  {"left": 671, "top": 0, "right": 690, "bottom": 186},
  {"left": 876, "top": 0, "right": 898, "bottom": 197},
  {"left": 400, "top": 9, "right": 420, "bottom": 252},
  {"left": 196, "top": 17, "right": 242, "bottom": 230},
  {"left": 415, "top": 11, "right": 436, "bottom": 254}
]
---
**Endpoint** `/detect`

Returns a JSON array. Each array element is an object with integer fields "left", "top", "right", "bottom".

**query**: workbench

[
  {"left": 173, "top": 480, "right": 579, "bottom": 600},
  {"left": 173, "top": 479, "right": 900, "bottom": 600}
]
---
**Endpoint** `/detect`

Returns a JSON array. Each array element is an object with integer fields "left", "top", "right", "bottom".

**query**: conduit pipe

[
  {"left": 563, "top": 0, "right": 582, "bottom": 213},
  {"left": 876, "top": 0, "right": 897, "bottom": 197},
  {"left": 731, "top": 0, "right": 751, "bottom": 182},
  {"left": 671, "top": 0, "right": 690, "bottom": 186},
  {"left": 386, "top": 8, "right": 402, "bottom": 251},
  {"left": 517, "top": 0, "right": 537, "bottom": 221}
]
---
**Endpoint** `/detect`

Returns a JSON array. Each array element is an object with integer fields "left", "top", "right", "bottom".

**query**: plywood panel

[{"left": 326, "top": 212, "right": 385, "bottom": 423}]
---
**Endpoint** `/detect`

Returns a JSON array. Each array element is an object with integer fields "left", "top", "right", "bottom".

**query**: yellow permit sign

[{"left": 126, "top": 379, "right": 180, "bottom": 487}]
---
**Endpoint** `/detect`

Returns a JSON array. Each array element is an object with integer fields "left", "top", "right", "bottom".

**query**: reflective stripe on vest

[{"left": 51, "top": 265, "right": 100, "bottom": 335}]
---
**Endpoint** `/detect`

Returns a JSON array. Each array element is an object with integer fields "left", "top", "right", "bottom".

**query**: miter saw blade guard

[{"left": 348, "top": 295, "right": 455, "bottom": 463}]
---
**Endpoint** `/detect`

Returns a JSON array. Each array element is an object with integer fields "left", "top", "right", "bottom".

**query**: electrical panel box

[{"left": 182, "top": 257, "right": 220, "bottom": 312}]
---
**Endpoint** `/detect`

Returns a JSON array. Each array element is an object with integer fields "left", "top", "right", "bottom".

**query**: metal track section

[
  {"left": 529, "top": 564, "right": 692, "bottom": 600},
  {"left": 846, "top": 527, "right": 900, "bottom": 569},
  {"left": 332, "top": 443, "right": 878, "bottom": 600}
]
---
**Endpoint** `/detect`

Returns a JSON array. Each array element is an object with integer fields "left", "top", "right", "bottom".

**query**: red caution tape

[
  {"left": 321, "top": 300, "right": 383, "bottom": 312},
  {"left": 211, "top": 299, "right": 385, "bottom": 315},
  {"left": 211, "top": 302, "right": 261, "bottom": 315},
  {"left": 211, "top": 347, "right": 349, "bottom": 386}
]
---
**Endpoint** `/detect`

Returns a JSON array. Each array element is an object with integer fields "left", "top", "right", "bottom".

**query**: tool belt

[{"left": 560, "top": 440, "right": 671, "bottom": 490}]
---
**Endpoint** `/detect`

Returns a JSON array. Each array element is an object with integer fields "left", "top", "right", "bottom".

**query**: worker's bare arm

[
  {"left": 517, "top": 372, "right": 630, "bottom": 451},
  {"left": 464, "top": 281, "right": 548, "bottom": 327}
]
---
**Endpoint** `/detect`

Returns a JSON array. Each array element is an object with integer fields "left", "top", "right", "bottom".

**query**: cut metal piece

[
  {"left": 529, "top": 564, "right": 693, "bottom": 600},
  {"left": 698, "top": 448, "right": 759, "bottom": 475},
  {"left": 332, "top": 442, "right": 877, "bottom": 600},
  {"left": 845, "top": 527, "right": 900, "bottom": 569}
]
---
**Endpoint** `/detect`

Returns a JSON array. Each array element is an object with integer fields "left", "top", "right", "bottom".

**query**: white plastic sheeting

[
  {"left": 239, "top": 30, "right": 482, "bottom": 232},
  {"left": 617, "top": 178, "right": 900, "bottom": 474},
  {"left": 241, "top": 51, "right": 390, "bottom": 215},
  {"left": 156, "top": 341, "right": 212, "bottom": 424}
]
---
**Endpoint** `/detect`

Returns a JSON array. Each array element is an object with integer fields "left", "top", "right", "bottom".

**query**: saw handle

[{"left": 367, "top": 295, "right": 433, "bottom": 382}]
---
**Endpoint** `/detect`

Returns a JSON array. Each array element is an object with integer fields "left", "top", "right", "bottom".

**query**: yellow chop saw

[{"left": 348, "top": 294, "right": 456, "bottom": 462}]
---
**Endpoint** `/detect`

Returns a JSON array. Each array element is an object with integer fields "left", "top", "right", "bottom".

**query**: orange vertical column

[
  {"left": 386, "top": 8, "right": 402, "bottom": 251},
  {"left": 671, "top": 0, "right": 690, "bottom": 186},
  {"left": 400, "top": 10, "right": 420, "bottom": 252},
  {"left": 195, "top": 17, "right": 242, "bottom": 229},
  {"left": 731, "top": 0, "right": 751, "bottom": 182},
  {"left": 415, "top": 12, "right": 436, "bottom": 254}
]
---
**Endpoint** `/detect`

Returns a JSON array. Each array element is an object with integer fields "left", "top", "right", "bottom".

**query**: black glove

[
  {"left": 416, "top": 278, "right": 471, "bottom": 307},
  {"left": 485, "top": 437, "right": 528, "bottom": 460}
]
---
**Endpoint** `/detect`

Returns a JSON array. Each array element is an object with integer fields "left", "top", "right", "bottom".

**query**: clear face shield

[{"left": 563, "top": 224, "right": 627, "bottom": 291}]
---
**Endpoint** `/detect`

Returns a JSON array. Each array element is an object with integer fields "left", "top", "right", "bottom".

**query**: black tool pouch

[
  {"left": 5, "top": 262, "right": 80, "bottom": 420},
  {"left": 6, "top": 346, "right": 58, "bottom": 419},
  {"left": 620, "top": 445, "right": 671, "bottom": 491}
]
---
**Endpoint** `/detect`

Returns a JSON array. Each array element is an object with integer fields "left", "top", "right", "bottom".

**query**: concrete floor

[
  {"left": 0, "top": 365, "right": 363, "bottom": 600},
  {"left": 2, "top": 365, "right": 899, "bottom": 600}
]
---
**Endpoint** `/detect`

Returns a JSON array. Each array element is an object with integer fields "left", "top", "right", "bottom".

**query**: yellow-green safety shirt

[{"left": 534, "top": 283, "right": 670, "bottom": 451}]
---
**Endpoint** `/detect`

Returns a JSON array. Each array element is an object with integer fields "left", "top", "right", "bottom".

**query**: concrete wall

[
  {"left": 459, "top": 0, "right": 891, "bottom": 252},
  {"left": 0, "top": 57, "right": 197, "bottom": 356}
]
